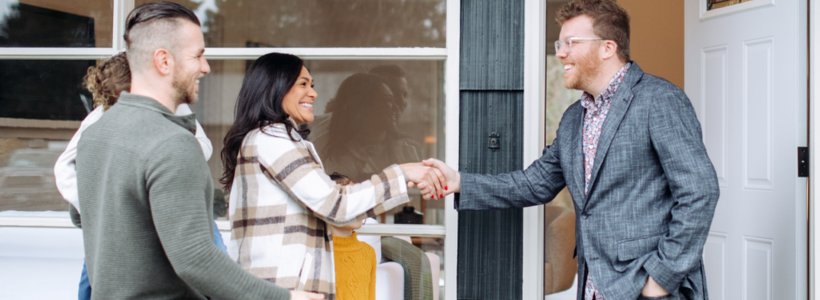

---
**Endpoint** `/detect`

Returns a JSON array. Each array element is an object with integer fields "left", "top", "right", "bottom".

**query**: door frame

[
  {"left": 810, "top": 1, "right": 819, "bottom": 299},
  {"left": 522, "top": 0, "right": 547, "bottom": 298}
]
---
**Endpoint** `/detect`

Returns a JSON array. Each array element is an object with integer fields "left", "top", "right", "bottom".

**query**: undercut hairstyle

[
  {"left": 556, "top": 0, "right": 631, "bottom": 62},
  {"left": 123, "top": 2, "right": 200, "bottom": 72},
  {"left": 84, "top": 52, "right": 131, "bottom": 111},
  {"left": 220, "top": 53, "right": 307, "bottom": 191}
]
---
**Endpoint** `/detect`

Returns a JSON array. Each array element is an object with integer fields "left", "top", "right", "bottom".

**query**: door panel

[{"left": 685, "top": 1, "right": 808, "bottom": 300}]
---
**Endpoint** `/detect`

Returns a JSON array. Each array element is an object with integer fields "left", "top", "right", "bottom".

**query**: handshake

[{"left": 400, "top": 159, "right": 461, "bottom": 200}]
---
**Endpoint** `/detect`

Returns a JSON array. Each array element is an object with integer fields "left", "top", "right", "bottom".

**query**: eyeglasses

[{"left": 554, "top": 37, "right": 603, "bottom": 53}]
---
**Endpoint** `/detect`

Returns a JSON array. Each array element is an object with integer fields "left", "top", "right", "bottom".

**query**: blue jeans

[
  {"left": 212, "top": 222, "right": 228, "bottom": 253},
  {"left": 78, "top": 260, "right": 90, "bottom": 300},
  {"left": 78, "top": 221, "right": 227, "bottom": 300}
]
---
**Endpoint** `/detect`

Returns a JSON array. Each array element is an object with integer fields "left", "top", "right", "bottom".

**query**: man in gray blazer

[{"left": 421, "top": 0, "right": 719, "bottom": 299}]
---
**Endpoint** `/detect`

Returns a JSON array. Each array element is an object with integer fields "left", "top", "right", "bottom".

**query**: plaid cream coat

[{"left": 227, "top": 123, "right": 410, "bottom": 298}]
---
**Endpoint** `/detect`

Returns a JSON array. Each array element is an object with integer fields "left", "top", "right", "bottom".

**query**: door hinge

[{"left": 798, "top": 147, "right": 809, "bottom": 177}]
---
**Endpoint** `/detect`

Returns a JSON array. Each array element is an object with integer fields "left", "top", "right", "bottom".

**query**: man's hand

[
  {"left": 291, "top": 290, "right": 325, "bottom": 300},
  {"left": 419, "top": 158, "right": 460, "bottom": 200},
  {"left": 641, "top": 276, "right": 669, "bottom": 297},
  {"left": 400, "top": 163, "right": 444, "bottom": 199}
]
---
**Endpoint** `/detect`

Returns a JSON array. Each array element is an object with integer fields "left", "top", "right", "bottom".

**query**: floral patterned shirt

[{"left": 580, "top": 62, "right": 631, "bottom": 300}]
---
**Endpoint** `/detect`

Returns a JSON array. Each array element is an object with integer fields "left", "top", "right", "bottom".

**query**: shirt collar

[
  {"left": 116, "top": 91, "right": 197, "bottom": 134},
  {"left": 580, "top": 62, "right": 632, "bottom": 114}
]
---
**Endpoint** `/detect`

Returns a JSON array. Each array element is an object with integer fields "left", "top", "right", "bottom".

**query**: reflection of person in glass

[
  {"left": 319, "top": 72, "right": 421, "bottom": 182},
  {"left": 369, "top": 65, "right": 409, "bottom": 130},
  {"left": 220, "top": 53, "right": 437, "bottom": 299}
]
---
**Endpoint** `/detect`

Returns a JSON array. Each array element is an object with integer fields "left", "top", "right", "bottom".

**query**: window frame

[{"left": 0, "top": 0, "right": 460, "bottom": 298}]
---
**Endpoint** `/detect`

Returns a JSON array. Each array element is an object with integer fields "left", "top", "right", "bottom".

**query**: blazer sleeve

[
  {"left": 255, "top": 134, "right": 411, "bottom": 227},
  {"left": 643, "top": 90, "right": 720, "bottom": 293},
  {"left": 456, "top": 130, "right": 567, "bottom": 211}
]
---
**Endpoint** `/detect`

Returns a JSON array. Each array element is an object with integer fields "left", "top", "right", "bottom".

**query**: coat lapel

[
  {"left": 569, "top": 107, "right": 586, "bottom": 208},
  {"left": 585, "top": 64, "right": 643, "bottom": 201}
]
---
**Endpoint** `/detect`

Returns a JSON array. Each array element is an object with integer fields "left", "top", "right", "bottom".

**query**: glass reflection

[
  {"left": 0, "top": 0, "right": 113, "bottom": 47},
  {"left": 0, "top": 138, "right": 69, "bottom": 212},
  {"left": 0, "top": 60, "right": 95, "bottom": 120},
  {"left": 191, "top": 59, "right": 444, "bottom": 225},
  {"left": 136, "top": 0, "right": 446, "bottom": 48},
  {"left": 311, "top": 69, "right": 420, "bottom": 183}
]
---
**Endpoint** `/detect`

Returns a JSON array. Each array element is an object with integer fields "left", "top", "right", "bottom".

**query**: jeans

[
  {"left": 78, "top": 260, "right": 90, "bottom": 300},
  {"left": 213, "top": 222, "right": 227, "bottom": 253},
  {"left": 78, "top": 221, "right": 227, "bottom": 299}
]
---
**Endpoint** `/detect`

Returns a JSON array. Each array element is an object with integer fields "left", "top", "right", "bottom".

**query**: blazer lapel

[
  {"left": 569, "top": 107, "right": 586, "bottom": 208},
  {"left": 585, "top": 64, "right": 643, "bottom": 200}
]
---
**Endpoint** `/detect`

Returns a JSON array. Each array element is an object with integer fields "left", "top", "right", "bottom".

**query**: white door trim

[
  {"left": 810, "top": 1, "right": 818, "bottom": 298},
  {"left": 522, "top": 0, "right": 547, "bottom": 298},
  {"left": 444, "top": 0, "right": 461, "bottom": 299}
]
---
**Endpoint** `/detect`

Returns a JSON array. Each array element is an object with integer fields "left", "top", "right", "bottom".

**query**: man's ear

[
  {"left": 153, "top": 48, "right": 173, "bottom": 76},
  {"left": 600, "top": 40, "right": 618, "bottom": 61}
]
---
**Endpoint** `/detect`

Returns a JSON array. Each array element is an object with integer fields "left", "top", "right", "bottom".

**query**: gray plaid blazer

[{"left": 457, "top": 63, "right": 719, "bottom": 300}]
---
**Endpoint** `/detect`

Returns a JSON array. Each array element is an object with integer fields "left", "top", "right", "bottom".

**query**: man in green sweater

[{"left": 71, "top": 2, "right": 323, "bottom": 299}]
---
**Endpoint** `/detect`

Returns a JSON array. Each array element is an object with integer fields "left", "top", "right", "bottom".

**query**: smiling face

[
  {"left": 282, "top": 66, "right": 317, "bottom": 124},
  {"left": 556, "top": 15, "right": 603, "bottom": 92},
  {"left": 172, "top": 21, "right": 210, "bottom": 105}
]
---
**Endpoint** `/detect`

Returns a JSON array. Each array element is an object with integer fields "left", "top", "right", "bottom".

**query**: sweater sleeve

[
  {"left": 255, "top": 133, "right": 410, "bottom": 227},
  {"left": 175, "top": 104, "right": 213, "bottom": 160},
  {"left": 54, "top": 106, "right": 105, "bottom": 213},
  {"left": 145, "top": 134, "right": 289, "bottom": 300}
]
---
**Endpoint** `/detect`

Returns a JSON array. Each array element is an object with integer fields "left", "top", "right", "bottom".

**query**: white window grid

[
  {"left": 0, "top": 0, "right": 556, "bottom": 298},
  {"left": 0, "top": 0, "right": 463, "bottom": 298},
  {"left": 0, "top": 0, "right": 460, "bottom": 276},
  {"left": 0, "top": 0, "right": 457, "bottom": 231}
]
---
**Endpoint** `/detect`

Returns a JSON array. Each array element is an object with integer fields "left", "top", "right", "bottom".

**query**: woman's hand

[
  {"left": 421, "top": 158, "right": 460, "bottom": 199},
  {"left": 291, "top": 290, "right": 325, "bottom": 300},
  {"left": 399, "top": 162, "right": 444, "bottom": 199}
]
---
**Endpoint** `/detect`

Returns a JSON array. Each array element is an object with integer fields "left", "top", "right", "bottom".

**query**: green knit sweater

[{"left": 70, "top": 92, "right": 289, "bottom": 299}]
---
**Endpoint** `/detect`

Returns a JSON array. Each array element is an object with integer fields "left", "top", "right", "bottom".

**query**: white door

[{"left": 685, "top": 1, "right": 808, "bottom": 300}]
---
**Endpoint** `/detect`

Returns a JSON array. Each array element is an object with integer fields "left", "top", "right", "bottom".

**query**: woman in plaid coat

[{"left": 220, "top": 53, "right": 436, "bottom": 299}]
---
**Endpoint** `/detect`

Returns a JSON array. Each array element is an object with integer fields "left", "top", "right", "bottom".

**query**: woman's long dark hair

[{"left": 220, "top": 52, "right": 306, "bottom": 190}]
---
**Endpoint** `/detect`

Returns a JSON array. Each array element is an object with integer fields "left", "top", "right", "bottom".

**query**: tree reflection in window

[
  {"left": 707, "top": 0, "right": 751, "bottom": 11},
  {"left": 136, "top": 0, "right": 446, "bottom": 48}
]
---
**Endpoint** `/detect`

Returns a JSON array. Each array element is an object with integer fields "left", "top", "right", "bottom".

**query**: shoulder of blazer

[{"left": 631, "top": 72, "right": 689, "bottom": 107}]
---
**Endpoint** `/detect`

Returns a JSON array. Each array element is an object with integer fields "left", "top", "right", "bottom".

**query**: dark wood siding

[{"left": 457, "top": 0, "right": 525, "bottom": 299}]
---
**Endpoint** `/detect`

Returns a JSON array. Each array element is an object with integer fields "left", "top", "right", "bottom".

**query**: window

[
  {"left": 0, "top": 0, "right": 459, "bottom": 299},
  {"left": 0, "top": 0, "right": 114, "bottom": 47},
  {"left": 198, "top": 59, "right": 446, "bottom": 226},
  {"left": 135, "top": 0, "right": 446, "bottom": 48}
]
